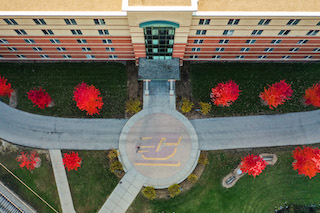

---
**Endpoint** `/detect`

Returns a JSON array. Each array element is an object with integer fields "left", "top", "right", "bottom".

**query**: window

[
  {"left": 82, "top": 47, "right": 91, "bottom": 51},
  {"left": 86, "top": 55, "right": 95, "bottom": 59},
  {"left": 94, "top": 19, "right": 105, "bottom": 25},
  {"left": 50, "top": 39, "right": 60, "bottom": 44},
  {"left": 236, "top": 55, "right": 244, "bottom": 59},
  {"left": 278, "top": 30, "right": 291, "bottom": 35},
  {"left": 63, "top": 55, "right": 72, "bottom": 58},
  {"left": 33, "top": 19, "right": 46, "bottom": 25},
  {"left": 219, "top": 39, "right": 229, "bottom": 44},
  {"left": 313, "top": 48, "right": 320, "bottom": 52},
  {"left": 190, "top": 55, "right": 198, "bottom": 59},
  {"left": 196, "top": 30, "right": 207, "bottom": 35},
  {"left": 258, "top": 19, "right": 271, "bottom": 25},
  {"left": 289, "top": 47, "right": 300, "bottom": 52},
  {"left": 102, "top": 39, "right": 112, "bottom": 43},
  {"left": 8, "top": 47, "right": 17, "bottom": 51},
  {"left": 0, "top": 55, "right": 3, "bottom": 58},
  {"left": 317, "top": 21, "right": 320, "bottom": 26},
  {"left": 32, "top": 47, "right": 43, "bottom": 51},
  {"left": 194, "top": 39, "right": 203, "bottom": 44},
  {"left": 240, "top": 47, "right": 250, "bottom": 52},
  {"left": 282, "top": 55, "right": 291, "bottom": 59},
  {"left": 306, "top": 30, "right": 319, "bottom": 36},
  {"left": 251, "top": 30, "right": 263, "bottom": 35},
  {"left": 56, "top": 47, "right": 66, "bottom": 51},
  {"left": 191, "top": 48, "right": 201, "bottom": 52},
  {"left": 271, "top": 39, "right": 282, "bottom": 44},
  {"left": 287, "top": 19, "right": 301, "bottom": 25},
  {"left": 109, "top": 55, "right": 118, "bottom": 59},
  {"left": 4, "top": 19, "right": 18, "bottom": 25},
  {"left": 228, "top": 19, "right": 240, "bottom": 25},
  {"left": 77, "top": 39, "right": 87, "bottom": 44},
  {"left": 297, "top": 39, "right": 308, "bottom": 44},
  {"left": 215, "top": 48, "right": 225, "bottom": 52},
  {"left": 71, "top": 30, "right": 82, "bottom": 35},
  {"left": 259, "top": 55, "right": 267, "bottom": 59},
  {"left": 40, "top": 54, "right": 49, "bottom": 58},
  {"left": 24, "top": 39, "right": 35, "bottom": 43},
  {"left": 223, "top": 30, "right": 234, "bottom": 35},
  {"left": 264, "top": 48, "right": 274, "bottom": 52},
  {"left": 64, "top": 19, "right": 77, "bottom": 25},
  {"left": 304, "top": 55, "right": 313, "bottom": 59},
  {"left": 106, "top": 47, "right": 115, "bottom": 51},
  {"left": 199, "top": 19, "right": 210, "bottom": 25},
  {"left": 14, "top": 29, "right": 27, "bottom": 35},
  {"left": 42, "top": 29, "right": 54, "bottom": 35},
  {"left": 212, "top": 55, "right": 221, "bottom": 59},
  {"left": 246, "top": 39, "right": 256, "bottom": 44},
  {"left": 16, "top": 54, "right": 26, "bottom": 58},
  {"left": 98, "top": 30, "right": 109, "bottom": 35},
  {"left": 0, "top": 39, "right": 8, "bottom": 44}
]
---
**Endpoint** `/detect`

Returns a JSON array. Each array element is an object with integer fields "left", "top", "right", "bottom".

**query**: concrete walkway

[
  {"left": 0, "top": 102, "right": 127, "bottom": 150},
  {"left": 49, "top": 150, "right": 76, "bottom": 213},
  {"left": 143, "top": 81, "right": 176, "bottom": 109},
  {"left": 192, "top": 109, "right": 320, "bottom": 150}
]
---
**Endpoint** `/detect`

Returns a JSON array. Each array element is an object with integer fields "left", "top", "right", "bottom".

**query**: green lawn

[
  {"left": 129, "top": 145, "right": 320, "bottom": 213},
  {"left": 191, "top": 63, "right": 320, "bottom": 117},
  {"left": 0, "top": 143, "right": 61, "bottom": 212},
  {"left": 66, "top": 150, "right": 119, "bottom": 213},
  {"left": 0, "top": 62, "right": 127, "bottom": 118}
]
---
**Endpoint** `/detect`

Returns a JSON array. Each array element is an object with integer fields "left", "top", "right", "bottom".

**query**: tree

[
  {"left": 16, "top": 151, "right": 40, "bottom": 170},
  {"left": 210, "top": 80, "right": 241, "bottom": 107},
  {"left": 63, "top": 152, "right": 82, "bottom": 171},
  {"left": 304, "top": 83, "right": 320, "bottom": 107},
  {"left": 27, "top": 87, "right": 52, "bottom": 109},
  {"left": 240, "top": 154, "right": 268, "bottom": 177},
  {"left": 0, "top": 75, "right": 13, "bottom": 97},
  {"left": 260, "top": 80, "right": 293, "bottom": 109},
  {"left": 168, "top": 184, "right": 181, "bottom": 198},
  {"left": 142, "top": 186, "right": 156, "bottom": 200},
  {"left": 73, "top": 82, "right": 104, "bottom": 115},
  {"left": 292, "top": 146, "right": 320, "bottom": 179}
]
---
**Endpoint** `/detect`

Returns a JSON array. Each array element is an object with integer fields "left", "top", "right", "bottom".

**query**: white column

[
  {"left": 144, "top": 80, "right": 149, "bottom": 96},
  {"left": 169, "top": 79, "right": 174, "bottom": 96}
]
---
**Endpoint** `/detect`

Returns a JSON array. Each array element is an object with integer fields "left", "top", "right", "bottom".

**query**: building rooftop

[{"left": 129, "top": 0, "right": 191, "bottom": 6}]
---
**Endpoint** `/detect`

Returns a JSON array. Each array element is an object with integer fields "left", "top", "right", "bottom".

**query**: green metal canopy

[{"left": 139, "top": 20, "right": 179, "bottom": 28}]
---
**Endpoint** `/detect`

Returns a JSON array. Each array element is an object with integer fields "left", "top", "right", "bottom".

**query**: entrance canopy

[{"left": 138, "top": 58, "right": 180, "bottom": 80}]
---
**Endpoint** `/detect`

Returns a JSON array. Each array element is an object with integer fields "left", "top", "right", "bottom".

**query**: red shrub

[
  {"left": 304, "top": 83, "right": 320, "bottom": 107},
  {"left": 63, "top": 152, "right": 82, "bottom": 171},
  {"left": 16, "top": 151, "right": 40, "bottom": 170},
  {"left": 210, "top": 80, "right": 241, "bottom": 107},
  {"left": 292, "top": 146, "right": 320, "bottom": 179},
  {"left": 260, "top": 80, "right": 293, "bottom": 109},
  {"left": 27, "top": 87, "right": 52, "bottom": 109},
  {"left": 73, "top": 82, "right": 104, "bottom": 115},
  {"left": 240, "top": 154, "right": 268, "bottom": 178},
  {"left": 0, "top": 75, "right": 13, "bottom": 98}
]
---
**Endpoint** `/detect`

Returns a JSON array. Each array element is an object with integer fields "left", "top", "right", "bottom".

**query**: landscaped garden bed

[
  {"left": 188, "top": 62, "right": 320, "bottom": 117},
  {"left": 0, "top": 62, "right": 127, "bottom": 118}
]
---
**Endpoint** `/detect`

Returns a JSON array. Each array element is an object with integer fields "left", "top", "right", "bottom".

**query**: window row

[
  {"left": 0, "top": 54, "right": 118, "bottom": 59},
  {"left": 6, "top": 47, "right": 116, "bottom": 52},
  {"left": 3, "top": 18, "right": 107, "bottom": 26},
  {"left": 189, "top": 47, "right": 320, "bottom": 52},
  {"left": 13, "top": 29, "right": 110, "bottom": 35},
  {"left": 0, "top": 38, "right": 113, "bottom": 44},
  {"left": 199, "top": 19, "right": 319, "bottom": 26},
  {"left": 196, "top": 29, "right": 319, "bottom": 36},
  {"left": 189, "top": 55, "right": 315, "bottom": 59},
  {"left": 192, "top": 39, "right": 315, "bottom": 45}
]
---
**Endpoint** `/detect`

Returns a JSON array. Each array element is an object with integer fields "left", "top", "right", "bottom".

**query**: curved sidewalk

[
  {"left": 192, "top": 109, "right": 320, "bottom": 150},
  {"left": 0, "top": 102, "right": 127, "bottom": 150}
]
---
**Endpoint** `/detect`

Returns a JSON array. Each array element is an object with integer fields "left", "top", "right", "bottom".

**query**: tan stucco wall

[{"left": 128, "top": 0, "right": 191, "bottom": 6}]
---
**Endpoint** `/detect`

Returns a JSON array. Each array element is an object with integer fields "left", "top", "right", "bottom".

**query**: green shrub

[
  {"left": 108, "top": 149, "right": 118, "bottom": 160},
  {"left": 199, "top": 102, "right": 212, "bottom": 115},
  {"left": 126, "top": 99, "right": 141, "bottom": 114},
  {"left": 168, "top": 184, "right": 181, "bottom": 198},
  {"left": 142, "top": 186, "right": 156, "bottom": 200},
  {"left": 110, "top": 161, "right": 123, "bottom": 174},
  {"left": 198, "top": 152, "right": 209, "bottom": 165},
  {"left": 181, "top": 98, "right": 194, "bottom": 113},
  {"left": 187, "top": 174, "right": 198, "bottom": 183}
]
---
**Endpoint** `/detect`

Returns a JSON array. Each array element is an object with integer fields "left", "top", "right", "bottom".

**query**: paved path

[
  {"left": 192, "top": 109, "right": 320, "bottom": 150},
  {"left": 49, "top": 150, "right": 76, "bottom": 213},
  {"left": 98, "top": 169, "right": 145, "bottom": 213},
  {"left": 0, "top": 102, "right": 127, "bottom": 150},
  {"left": 143, "top": 81, "right": 175, "bottom": 109}
]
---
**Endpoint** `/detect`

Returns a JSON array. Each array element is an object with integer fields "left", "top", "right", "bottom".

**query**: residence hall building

[{"left": 0, "top": 0, "right": 320, "bottom": 65}]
